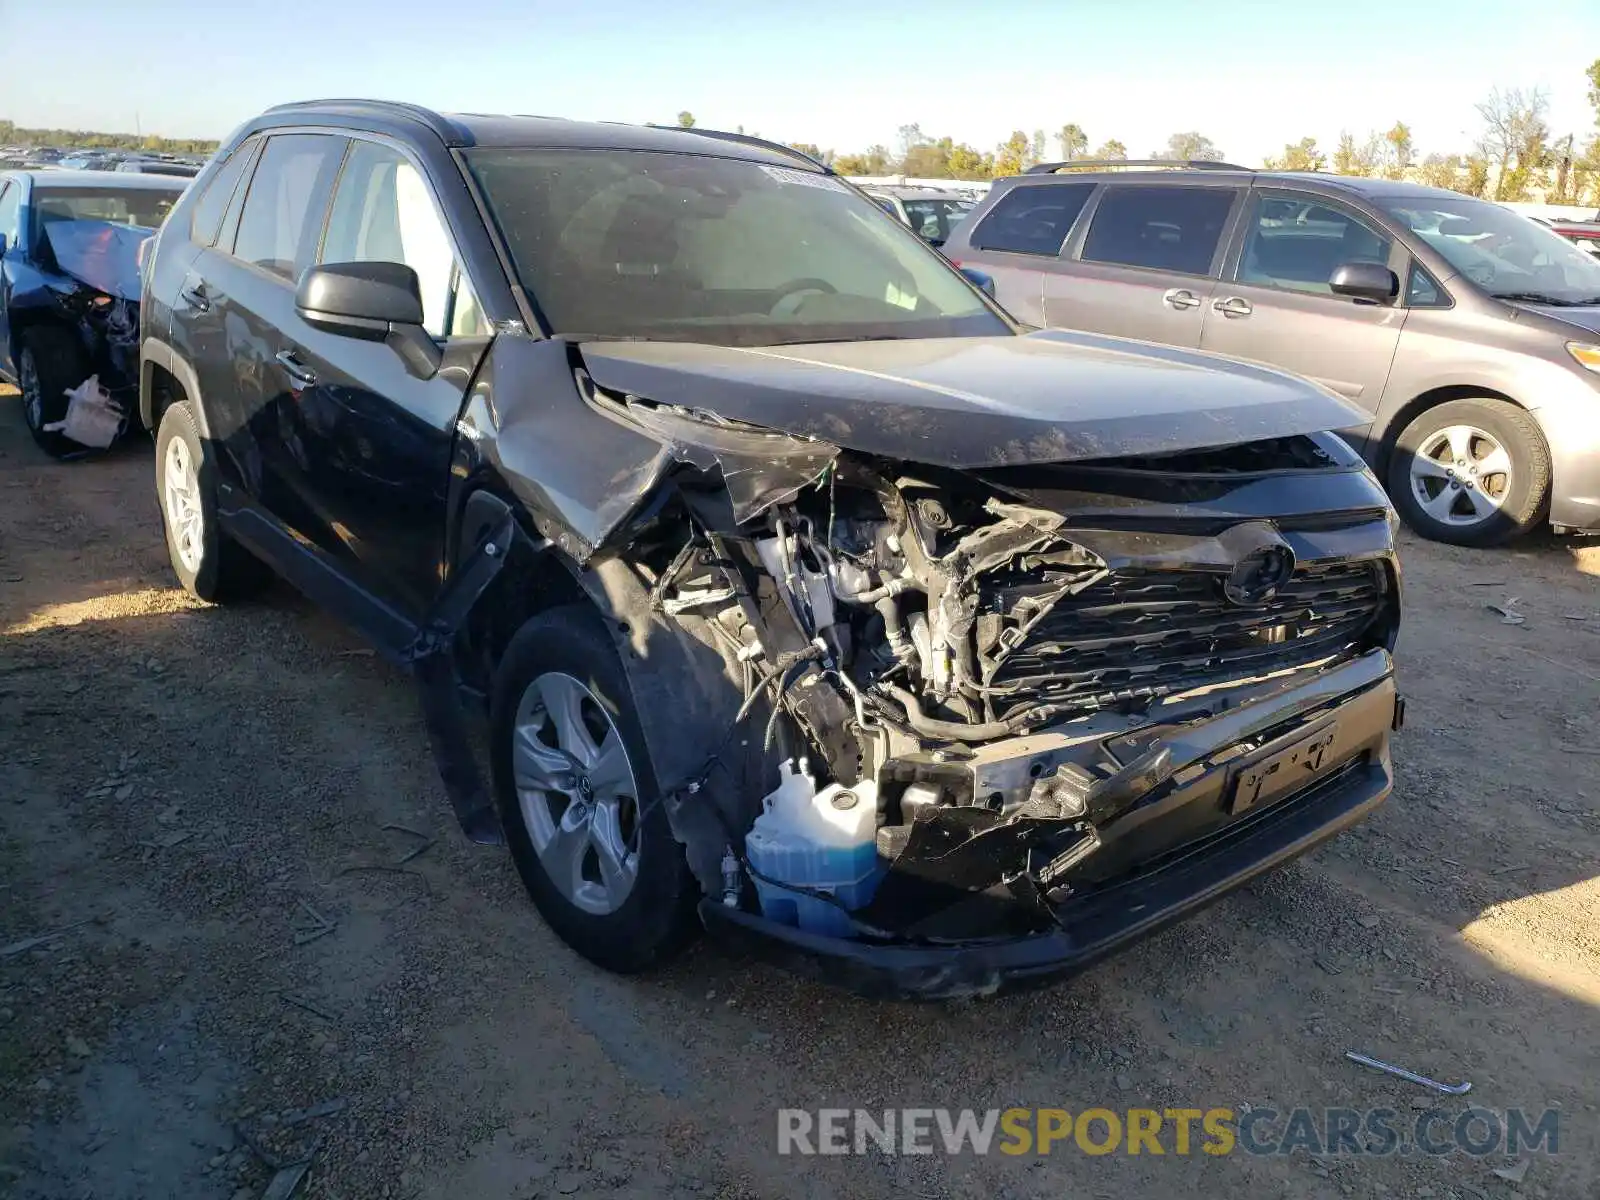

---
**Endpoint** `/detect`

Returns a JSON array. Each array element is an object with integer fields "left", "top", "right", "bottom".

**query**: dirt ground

[{"left": 1, "top": 386, "right": 1597, "bottom": 1200}]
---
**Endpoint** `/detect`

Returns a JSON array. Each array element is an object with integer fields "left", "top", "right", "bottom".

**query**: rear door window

[
  {"left": 232, "top": 134, "right": 347, "bottom": 281},
  {"left": 1080, "top": 185, "right": 1237, "bottom": 275},
  {"left": 1236, "top": 194, "right": 1393, "bottom": 294},
  {"left": 189, "top": 140, "right": 257, "bottom": 247},
  {"left": 969, "top": 183, "right": 1093, "bottom": 256}
]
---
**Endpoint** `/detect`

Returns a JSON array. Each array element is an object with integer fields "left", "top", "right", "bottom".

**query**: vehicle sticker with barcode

[{"left": 760, "top": 165, "right": 847, "bottom": 191}]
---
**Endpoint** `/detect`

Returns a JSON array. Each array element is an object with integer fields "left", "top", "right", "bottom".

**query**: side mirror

[
  {"left": 0, "top": 233, "right": 8, "bottom": 258},
  {"left": 959, "top": 266, "right": 997, "bottom": 298},
  {"left": 295, "top": 261, "right": 441, "bottom": 378},
  {"left": 1330, "top": 261, "right": 1399, "bottom": 304}
]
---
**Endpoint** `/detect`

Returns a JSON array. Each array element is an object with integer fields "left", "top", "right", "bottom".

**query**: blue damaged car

[{"left": 0, "top": 169, "right": 186, "bottom": 456}]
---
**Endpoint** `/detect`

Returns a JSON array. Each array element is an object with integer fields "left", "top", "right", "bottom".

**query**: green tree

[
  {"left": 675, "top": 111, "right": 696, "bottom": 128},
  {"left": 1264, "top": 137, "right": 1325, "bottom": 172},
  {"left": 993, "top": 130, "right": 1030, "bottom": 177},
  {"left": 1028, "top": 130, "right": 1048, "bottom": 168},
  {"left": 1475, "top": 86, "right": 1549, "bottom": 199},
  {"left": 1383, "top": 122, "right": 1414, "bottom": 179},
  {"left": 903, "top": 138, "right": 954, "bottom": 178},
  {"left": 834, "top": 144, "right": 892, "bottom": 176},
  {"left": 947, "top": 143, "right": 991, "bottom": 179},
  {"left": 1417, "top": 153, "right": 1462, "bottom": 191},
  {"left": 1462, "top": 154, "right": 1491, "bottom": 197},
  {"left": 1154, "top": 131, "right": 1223, "bottom": 162},
  {"left": 1056, "top": 123, "right": 1088, "bottom": 161},
  {"left": 1331, "top": 131, "right": 1383, "bottom": 176},
  {"left": 1091, "top": 139, "right": 1127, "bottom": 160}
]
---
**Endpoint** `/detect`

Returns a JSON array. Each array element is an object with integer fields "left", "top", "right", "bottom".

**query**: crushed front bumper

[{"left": 701, "top": 649, "right": 1398, "bottom": 1000}]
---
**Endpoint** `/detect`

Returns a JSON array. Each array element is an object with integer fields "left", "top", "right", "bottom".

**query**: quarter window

[
  {"left": 969, "top": 183, "right": 1093, "bottom": 256},
  {"left": 321, "top": 141, "right": 461, "bottom": 337},
  {"left": 1237, "top": 196, "right": 1393, "bottom": 294},
  {"left": 1406, "top": 261, "right": 1447, "bottom": 307},
  {"left": 1080, "top": 185, "right": 1236, "bottom": 275},
  {"left": 189, "top": 140, "right": 255, "bottom": 247},
  {"left": 233, "top": 134, "right": 345, "bottom": 281}
]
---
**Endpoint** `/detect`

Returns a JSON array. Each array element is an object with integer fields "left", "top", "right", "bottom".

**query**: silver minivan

[{"left": 944, "top": 162, "right": 1600, "bottom": 545}]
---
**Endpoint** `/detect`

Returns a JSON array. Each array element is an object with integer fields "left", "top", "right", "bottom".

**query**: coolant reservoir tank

[{"left": 745, "top": 759, "right": 883, "bottom": 936}]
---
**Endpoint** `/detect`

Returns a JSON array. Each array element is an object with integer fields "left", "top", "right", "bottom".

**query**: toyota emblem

[{"left": 1224, "top": 543, "right": 1296, "bottom": 606}]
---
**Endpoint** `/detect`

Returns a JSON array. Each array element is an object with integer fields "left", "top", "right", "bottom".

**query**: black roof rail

[
  {"left": 1024, "top": 158, "right": 1251, "bottom": 174},
  {"left": 264, "top": 99, "right": 467, "bottom": 147},
  {"left": 674, "top": 127, "right": 833, "bottom": 173}
]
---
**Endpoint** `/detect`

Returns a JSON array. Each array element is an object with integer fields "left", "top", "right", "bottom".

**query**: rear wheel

[
  {"left": 155, "top": 401, "right": 271, "bottom": 602},
  {"left": 490, "top": 606, "right": 698, "bottom": 973},
  {"left": 1387, "top": 398, "right": 1549, "bottom": 547},
  {"left": 18, "top": 326, "right": 89, "bottom": 459}
]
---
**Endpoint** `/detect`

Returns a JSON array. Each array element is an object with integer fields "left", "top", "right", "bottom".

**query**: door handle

[
  {"left": 1213, "top": 296, "right": 1253, "bottom": 318},
  {"left": 1162, "top": 288, "right": 1202, "bottom": 311},
  {"left": 179, "top": 284, "right": 210, "bottom": 312},
  {"left": 275, "top": 349, "right": 317, "bottom": 388}
]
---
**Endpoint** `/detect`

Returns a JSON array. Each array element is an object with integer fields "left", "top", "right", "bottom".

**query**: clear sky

[{"left": 4, "top": 0, "right": 1597, "bottom": 165}]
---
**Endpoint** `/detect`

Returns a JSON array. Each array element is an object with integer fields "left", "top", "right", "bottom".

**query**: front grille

[{"left": 986, "top": 559, "right": 1387, "bottom": 718}]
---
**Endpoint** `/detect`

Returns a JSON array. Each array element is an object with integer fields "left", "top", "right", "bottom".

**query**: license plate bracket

[{"left": 1228, "top": 720, "right": 1340, "bottom": 815}]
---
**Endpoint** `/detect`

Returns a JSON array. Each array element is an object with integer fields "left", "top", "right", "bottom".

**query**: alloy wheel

[
  {"left": 511, "top": 671, "right": 642, "bottom": 915},
  {"left": 1407, "top": 424, "right": 1513, "bottom": 529},
  {"left": 163, "top": 437, "right": 205, "bottom": 574}
]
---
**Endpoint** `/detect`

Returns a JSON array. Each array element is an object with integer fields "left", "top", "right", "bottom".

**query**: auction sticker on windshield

[{"left": 760, "top": 164, "right": 848, "bottom": 191}]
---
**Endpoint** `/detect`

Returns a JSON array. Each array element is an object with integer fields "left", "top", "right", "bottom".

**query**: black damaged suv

[{"left": 141, "top": 100, "right": 1402, "bottom": 998}]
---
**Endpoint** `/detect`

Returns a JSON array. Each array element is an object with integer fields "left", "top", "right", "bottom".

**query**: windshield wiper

[
  {"left": 767, "top": 334, "right": 907, "bottom": 346},
  {"left": 1489, "top": 291, "right": 1598, "bottom": 306}
]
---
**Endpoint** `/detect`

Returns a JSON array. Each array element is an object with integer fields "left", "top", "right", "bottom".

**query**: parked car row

[
  {"left": 91, "top": 100, "right": 1404, "bottom": 997},
  {"left": 943, "top": 162, "right": 1600, "bottom": 546}
]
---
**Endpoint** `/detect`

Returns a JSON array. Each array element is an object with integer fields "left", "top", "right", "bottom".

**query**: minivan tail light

[{"left": 1566, "top": 342, "right": 1600, "bottom": 374}]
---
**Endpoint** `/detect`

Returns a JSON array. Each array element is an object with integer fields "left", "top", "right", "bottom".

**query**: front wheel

[
  {"left": 490, "top": 606, "right": 699, "bottom": 973},
  {"left": 1386, "top": 398, "right": 1550, "bottom": 547},
  {"left": 18, "top": 326, "right": 89, "bottom": 459},
  {"left": 155, "top": 401, "right": 271, "bottom": 602}
]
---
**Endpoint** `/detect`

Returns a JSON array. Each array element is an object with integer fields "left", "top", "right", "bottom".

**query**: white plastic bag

[{"left": 45, "top": 375, "right": 123, "bottom": 449}]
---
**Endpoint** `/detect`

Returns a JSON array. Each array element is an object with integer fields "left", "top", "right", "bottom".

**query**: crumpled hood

[
  {"left": 43, "top": 219, "right": 156, "bottom": 302},
  {"left": 579, "top": 328, "right": 1367, "bottom": 466}
]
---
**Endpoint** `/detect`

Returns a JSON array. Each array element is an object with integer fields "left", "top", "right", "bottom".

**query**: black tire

[
  {"left": 490, "top": 606, "right": 699, "bottom": 973},
  {"left": 154, "top": 401, "right": 272, "bottom": 602},
  {"left": 1386, "top": 398, "right": 1550, "bottom": 547},
  {"left": 18, "top": 325, "right": 90, "bottom": 459}
]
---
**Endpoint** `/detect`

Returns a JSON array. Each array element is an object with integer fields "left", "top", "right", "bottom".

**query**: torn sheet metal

[
  {"left": 42, "top": 220, "right": 156, "bottom": 302},
  {"left": 620, "top": 398, "right": 839, "bottom": 523}
]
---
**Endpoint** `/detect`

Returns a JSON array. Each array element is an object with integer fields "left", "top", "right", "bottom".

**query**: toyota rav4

[{"left": 140, "top": 101, "right": 1402, "bottom": 998}]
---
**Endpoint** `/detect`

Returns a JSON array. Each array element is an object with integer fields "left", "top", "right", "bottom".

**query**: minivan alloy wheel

[
  {"left": 511, "top": 671, "right": 642, "bottom": 915},
  {"left": 162, "top": 436, "right": 205, "bottom": 574},
  {"left": 1407, "top": 424, "right": 1512, "bottom": 528}
]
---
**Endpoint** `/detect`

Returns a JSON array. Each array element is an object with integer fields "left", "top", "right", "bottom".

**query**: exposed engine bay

[{"left": 607, "top": 396, "right": 1399, "bottom": 944}]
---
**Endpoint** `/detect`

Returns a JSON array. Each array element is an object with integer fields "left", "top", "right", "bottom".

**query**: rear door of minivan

[
  {"left": 948, "top": 180, "right": 1096, "bottom": 326},
  {"left": 1042, "top": 181, "right": 1244, "bottom": 346}
]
